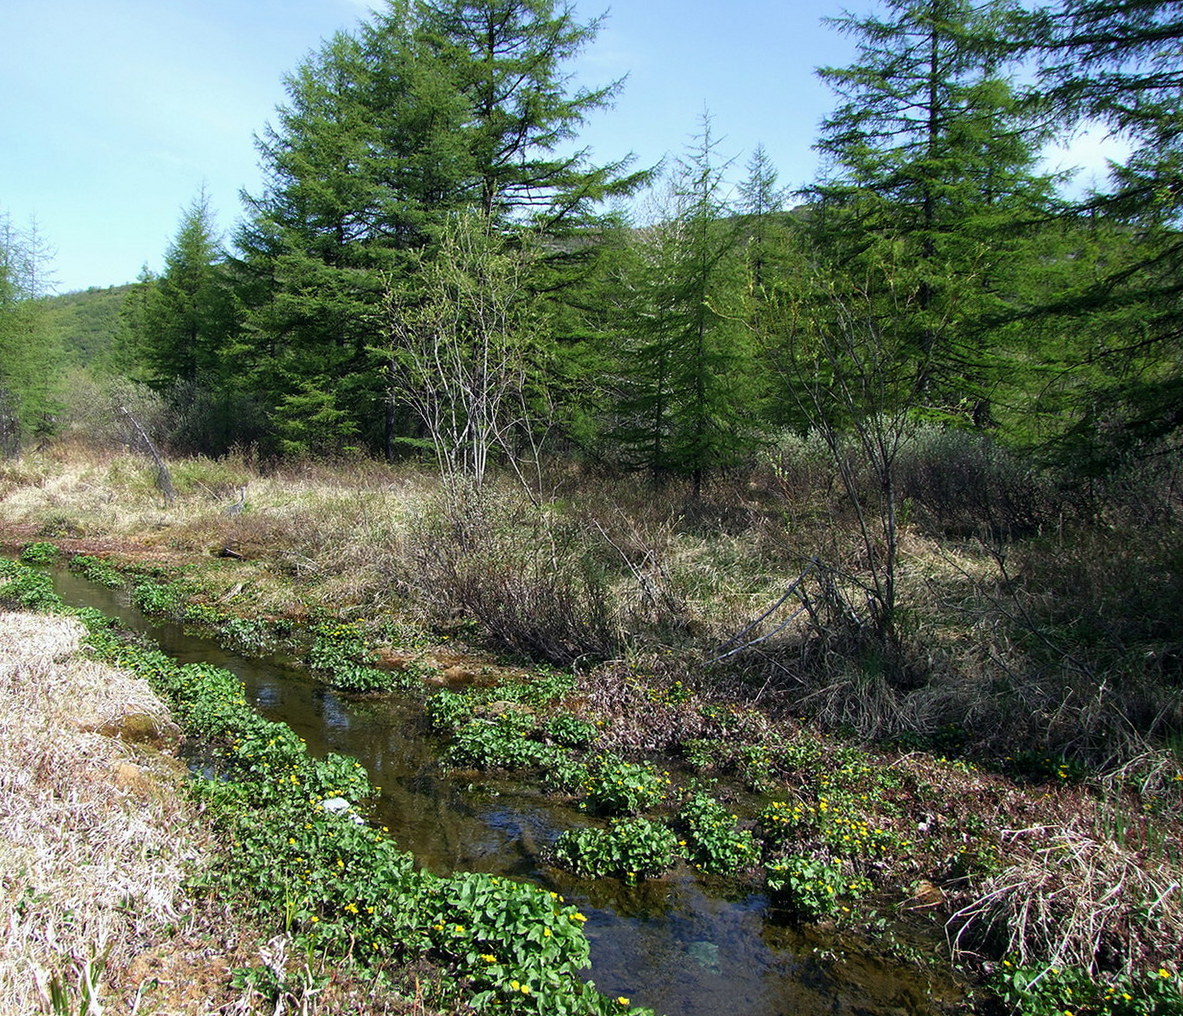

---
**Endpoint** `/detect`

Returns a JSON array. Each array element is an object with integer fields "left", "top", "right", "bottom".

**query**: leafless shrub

[
  {"left": 406, "top": 482, "right": 623, "bottom": 665},
  {"left": 758, "top": 430, "right": 840, "bottom": 507},
  {"left": 56, "top": 372, "right": 170, "bottom": 452},
  {"left": 895, "top": 425, "right": 1060, "bottom": 538},
  {"left": 446, "top": 548, "right": 621, "bottom": 666},
  {"left": 385, "top": 212, "right": 549, "bottom": 492}
]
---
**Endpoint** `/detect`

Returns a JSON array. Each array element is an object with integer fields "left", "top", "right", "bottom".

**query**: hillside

[{"left": 42, "top": 283, "right": 136, "bottom": 366}]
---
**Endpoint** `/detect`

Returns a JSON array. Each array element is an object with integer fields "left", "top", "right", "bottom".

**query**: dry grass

[
  {"left": 950, "top": 828, "right": 1183, "bottom": 974},
  {"left": 0, "top": 611, "right": 227, "bottom": 1015},
  {"left": 1, "top": 441, "right": 1180, "bottom": 770}
]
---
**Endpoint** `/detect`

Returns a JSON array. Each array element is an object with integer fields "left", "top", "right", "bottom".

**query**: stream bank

[{"left": 20, "top": 555, "right": 965, "bottom": 1016}]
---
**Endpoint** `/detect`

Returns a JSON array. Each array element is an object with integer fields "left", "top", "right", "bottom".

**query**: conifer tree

[
  {"left": 0, "top": 212, "right": 62, "bottom": 449},
  {"left": 236, "top": 26, "right": 412, "bottom": 455},
  {"left": 145, "top": 190, "right": 237, "bottom": 388},
  {"left": 139, "top": 193, "right": 246, "bottom": 452},
  {"left": 738, "top": 143, "right": 787, "bottom": 295},
  {"left": 414, "top": 0, "right": 645, "bottom": 229},
  {"left": 609, "top": 117, "right": 762, "bottom": 494},
  {"left": 737, "top": 145, "right": 802, "bottom": 429},
  {"left": 805, "top": 0, "right": 1057, "bottom": 424},
  {"left": 1019, "top": 0, "right": 1183, "bottom": 459},
  {"left": 236, "top": 0, "right": 642, "bottom": 457}
]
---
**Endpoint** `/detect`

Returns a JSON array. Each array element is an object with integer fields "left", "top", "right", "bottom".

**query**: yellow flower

[
  {"left": 1159, "top": 969, "right": 1172, "bottom": 979},
  {"left": 617, "top": 998, "right": 630, "bottom": 1006}
]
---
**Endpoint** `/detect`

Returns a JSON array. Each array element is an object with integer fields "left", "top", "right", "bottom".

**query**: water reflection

[
  {"left": 315, "top": 687, "right": 353, "bottom": 732},
  {"left": 43, "top": 564, "right": 959, "bottom": 1016}
]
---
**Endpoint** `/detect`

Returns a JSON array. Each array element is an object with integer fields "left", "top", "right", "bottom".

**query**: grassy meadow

[{"left": 1, "top": 432, "right": 1181, "bottom": 1015}]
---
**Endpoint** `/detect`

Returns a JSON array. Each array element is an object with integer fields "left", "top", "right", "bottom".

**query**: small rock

[{"left": 320, "top": 797, "right": 366, "bottom": 824}]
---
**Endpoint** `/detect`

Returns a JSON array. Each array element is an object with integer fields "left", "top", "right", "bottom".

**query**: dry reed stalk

[{"left": 949, "top": 827, "right": 1183, "bottom": 974}]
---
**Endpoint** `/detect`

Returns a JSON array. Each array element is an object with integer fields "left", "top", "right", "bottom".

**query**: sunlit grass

[{"left": 0, "top": 612, "right": 208, "bottom": 1013}]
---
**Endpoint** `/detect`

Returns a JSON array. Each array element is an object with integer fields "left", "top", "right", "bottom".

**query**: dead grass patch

[
  {"left": 950, "top": 828, "right": 1183, "bottom": 974},
  {"left": 0, "top": 611, "right": 226, "bottom": 1014},
  {"left": 2, "top": 442, "right": 1180, "bottom": 772}
]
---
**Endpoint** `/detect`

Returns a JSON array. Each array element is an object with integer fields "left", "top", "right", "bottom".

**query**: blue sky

[{"left": 1, "top": 0, "right": 1125, "bottom": 293}]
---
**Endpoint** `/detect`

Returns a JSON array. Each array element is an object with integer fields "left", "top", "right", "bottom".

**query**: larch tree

[
  {"left": 0, "top": 212, "right": 62, "bottom": 451},
  {"left": 235, "top": 0, "right": 644, "bottom": 458},
  {"left": 1018, "top": 0, "right": 1183, "bottom": 462},
  {"left": 235, "top": 25, "right": 415, "bottom": 456},
  {"left": 738, "top": 143, "right": 788, "bottom": 295},
  {"left": 145, "top": 190, "right": 237, "bottom": 389},
  {"left": 609, "top": 116, "right": 762, "bottom": 495},
  {"left": 414, "top": 0, "right": 646, "bottom": 230},
  {"left": 804, "top": 0, "right": 1058, "bottom": 425},
  {"left": 140, "top": 191, "right": 244, "bottom": 453}
]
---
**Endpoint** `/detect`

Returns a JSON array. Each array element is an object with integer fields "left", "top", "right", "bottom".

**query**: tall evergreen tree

[
  {"left": 737, "top": 145, "right": 801, "bottom": 428},
  {"left": 139, "top": 194, "right": 246, "bottom": 452},
  {"left": 738, "top": 143, "right": 788, "bottom": 293},
  {"left": 609, "top": 117, "right": 761, "bottom": 494},
  {"left": 235, "top": 0, "right": 643, "bottom": 457},
  {"left": 0, "top": 212, "right": 62, "bottom": 449},
  {"left": 102, "top": 267, "right": 157, "bottom": 380},
  {"left": 145, "top": 190, "right": 237, "bottom": 387},
  {"left": 236, "top": 25, "right": 413, "bottom": 455},
  {"left": 415, "top": 0, "right": 644, "bottom": 228},
  {"left": 805, "top": 0, "right": 1057, "bottom": 423},
  {"left": 1019, "top": 0, "right": 1183, "bottom": 459}
]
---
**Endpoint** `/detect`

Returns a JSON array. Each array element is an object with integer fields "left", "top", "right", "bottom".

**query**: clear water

[{"left": 44, "top": 566, "right": 961, "bottom": 1016}]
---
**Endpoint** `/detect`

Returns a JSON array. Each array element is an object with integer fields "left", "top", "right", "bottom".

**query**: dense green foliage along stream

[{"left": 42, "top": 561, "right": 957, "bottom": 1016}]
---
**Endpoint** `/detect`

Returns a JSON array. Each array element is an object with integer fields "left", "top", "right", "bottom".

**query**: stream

[{"left": 44, "top": 565, "right": 960, "bottom": 1016}]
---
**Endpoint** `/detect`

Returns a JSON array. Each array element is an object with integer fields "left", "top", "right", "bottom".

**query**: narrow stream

[{"left": 46, "top": 566, "right": 959, "bottom": 1016}]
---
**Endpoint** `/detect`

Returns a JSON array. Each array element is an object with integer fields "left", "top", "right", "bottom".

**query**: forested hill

[{"left": 42, "top": 284, "right": 134, "bottom": 367}]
